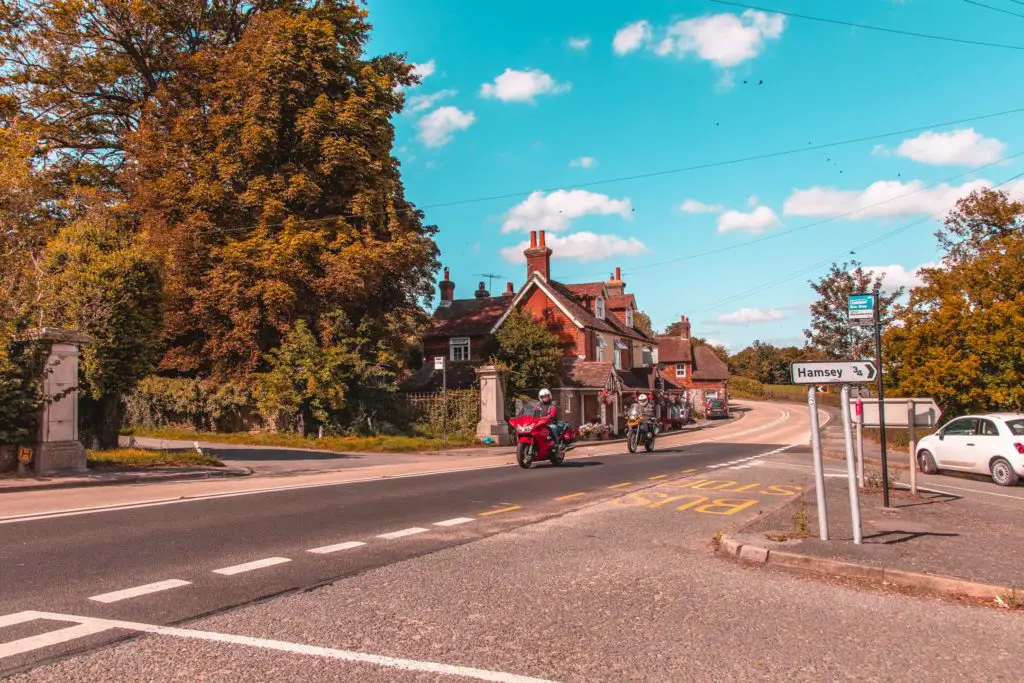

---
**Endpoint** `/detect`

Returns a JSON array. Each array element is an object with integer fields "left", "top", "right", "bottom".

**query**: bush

[{"left": 123, "top": 377, "right": 260, "bottom": 433}]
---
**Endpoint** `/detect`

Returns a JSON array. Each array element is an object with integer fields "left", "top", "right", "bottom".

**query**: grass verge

[
  {"left": 120, "top": 428, "right": 478, "bottom": 453},
  {"left": 87, "top": 448, "right": 224, "bottom": 469}
]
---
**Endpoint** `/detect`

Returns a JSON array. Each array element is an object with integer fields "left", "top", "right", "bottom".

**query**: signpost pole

[
  {"left": 873, "top": 292, "right": 891, "bottom": 508},
  {"left": 840, "top": 385, "right": 862, "bottom": 544},
  {"left": 442, "top": 357, "right": 448, "bottom": 450},
  {"left": 807, "top": 386, "right": 829, "bottom": 540},
  {"left": 907, "top": 399, "right": 917, "bottom": 495},
  {"left": 855, "top": 400, "right": 865, "bottom": 488}
]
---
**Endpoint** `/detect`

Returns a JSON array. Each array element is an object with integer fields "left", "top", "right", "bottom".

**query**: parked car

[
  {"left": 915, "top": 413, "right": 1024, "bottom": 486},
  {"left": 705, "top": 398, "right": 729, "bottom": 420}
]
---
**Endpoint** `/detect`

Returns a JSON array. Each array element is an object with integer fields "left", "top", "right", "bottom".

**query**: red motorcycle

[{"left": 508, "top": 401, "right": 578, "bottom": 469}]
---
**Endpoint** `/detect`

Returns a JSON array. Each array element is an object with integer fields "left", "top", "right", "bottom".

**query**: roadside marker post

[
  {"left": 840, "top": 385, "right": 862, "bottom": 544},
  {"left": 806, "top": 385, "right": 829, "bottom": 541},
  {"left": 854, "top": 398, "right": 865, "bottom": 487},
  {"left": 907, "top": 399, "right": 917, "bottom": 495},
  {"left": 869, "top": 291, "right": 892, "bottom": 508},
  {"left": 434, "top": 356, "right": 447, "bottom": 449}
]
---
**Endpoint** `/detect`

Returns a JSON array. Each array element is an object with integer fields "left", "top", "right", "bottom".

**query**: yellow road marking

[
  {"left": 608, "top": 482, "right": 632, "bottom": 489},
  {"left": 556, "top": 492, "right": 586, "bottom": 501},
  {"left": 480, "top": 505, "right": 522, "bottom": 517},
  {"left": 649, "top": 474, "right": 669, "bottom": 481},
  {"left": 680, "top": 468, "right": 696, "bottom": 473}
]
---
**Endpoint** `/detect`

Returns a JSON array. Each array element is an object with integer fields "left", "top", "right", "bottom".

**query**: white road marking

[
  {"left": 895, "top": 481, "right": 1024, "bottom": 502},
  {"left": 89, "top": 579, "right": 191, "bottom": 604},
  {"left": 212, "top": 557, "right": 291, "bottom": 575},
  {"left": 434, "top": 517, "right": 475, "bottom": 527},
  {"left": 0, "top": 611, "right": 557, "bottom": 682},
  {"left": 377, "top": 527, "right": 428, "bottom": 540},
  {"left": 307, "top": 541, "right": 366, "bottom": 555}
]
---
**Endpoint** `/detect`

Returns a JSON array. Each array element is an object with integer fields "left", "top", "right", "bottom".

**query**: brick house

[
  {"left": 404, "top": 230, "right": 661, "bottom": 431},
  {"left": 656, "top": 315, "right": 730, "bottom": 410}
]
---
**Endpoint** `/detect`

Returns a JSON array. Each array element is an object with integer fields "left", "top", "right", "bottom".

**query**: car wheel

[
  {"left": 917, "top": 449, "right": 938, "bottom": 475},
  {"left": 990, "top": 458, "right": 1019, "bottom": 487}
]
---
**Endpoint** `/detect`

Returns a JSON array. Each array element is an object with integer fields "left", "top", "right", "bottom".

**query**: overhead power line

[
  {"left": 185, "top": 104, "right": 1024, "bottom": 238},
  {"left": 696, "top": 168, "right": 1024, "bottom": 315},
  {"left": 962, "top": 0, "right": 1024, "bottom": 19},
  {"left": 709, "top": 0, "right": 1024, "bottom": 51}
]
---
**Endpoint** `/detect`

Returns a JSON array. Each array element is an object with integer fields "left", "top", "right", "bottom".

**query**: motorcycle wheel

[
  {"left": 550, "top": 444, "right": 565, "bottom": 466},
  {"left": 516, "top": 442, "right": 534, "bottom": 469},
  {"left": 627, "top": 430, "right": 638, "bottom": 454},
  {"left": 644, "top": 435, "right": 655, "bottom": 453}
]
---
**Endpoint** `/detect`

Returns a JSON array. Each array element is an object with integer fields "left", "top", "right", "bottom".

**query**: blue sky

[{"left": 365, "top": 0, "right": 1024, "bottom": 351}]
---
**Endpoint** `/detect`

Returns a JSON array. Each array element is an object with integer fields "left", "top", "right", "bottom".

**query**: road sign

[
  {"left": 433, "top": 356, "right": 445, "bottom": 370},
  {"left": 852, "top": 398, "right": 941, "bottom": 428},
  {"left": 791, "top": 360, "right": 877, "bottom": 384},
  {"left": 848, "top": 293, "right": 875, "bottom": 323},
  {"left": 17, "top": 447, "right": 32, "bottom": 465}
]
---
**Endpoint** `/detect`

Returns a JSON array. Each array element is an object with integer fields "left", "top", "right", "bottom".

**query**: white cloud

[
  {"left": 501, "top": 232, "right": 648, "bottom": 263},
  {"left": 714, "top": 70, "right": 736, "bottom": 93},
  {"left": 569, "top": 36, "right": 591, "bottom": 50},
  {"left": 894, "top": 128, "right": 1005, "bottom": 166},
  {"left": 569, "top": 156, "right": 598, "bottom": 169},
  {"left": 783, "top": 178, "right": 994, "bottom": 219},
  {"left": 717, "top": 205, "right": 781, "bottom": 234},
  {"left": 479, "top": 68, "right": 571, "bottom": 103},
  {"left": 410, "top": 60, "right": 436, "bottom": 84},
  {"left": 405, "top": 89, "right": 457, "bottom": 114},
  {"left": 704, "top": 338, "right": 731, "bottom": 349},
  {"left": 680, "top": 199, "right": 723, "bottom": 214},
  {"left": 717, "top": 307, "right": 786, "bottom": 324},
  {"left": 613, "top": 20, "right": 652, "bottom": 55},
  {"left": 859, "top": 263, "right": 938, "bottom": 292},
  {"left": 653, "top": 10, "right": 785, "bottom": 67},
  {"left": 417, "top": 106, "right": 476, "bottom": 147},
  {"left": 502, "top": 190, "right": 632, "bottom": 233}
]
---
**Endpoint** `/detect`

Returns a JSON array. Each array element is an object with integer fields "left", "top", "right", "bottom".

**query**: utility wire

[
  {"left": 617, "top": 151, "right": 1024, "bottom": 278},
  {"left": 962, "top": 0, "right": 1024, "bottom": 19},
  {"left": 184, "top": 104, "right": 1024, "bottom": 238},
  {"left": 709, "top": 1, "right": 1024, "bottom": 51},
  {"left": 696, "top": 168, "right": 1024, "bottom": 314}
]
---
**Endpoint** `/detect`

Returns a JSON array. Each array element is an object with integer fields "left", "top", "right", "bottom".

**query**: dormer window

[
  {"left": 596, "top": 334, "right": 607, "bottom": 361},
  {"left": 625, "top": 309, "right": 634, "bottom": 328},
  {"left": 595, "top": 296, "right": 605, "bottom": 320}
]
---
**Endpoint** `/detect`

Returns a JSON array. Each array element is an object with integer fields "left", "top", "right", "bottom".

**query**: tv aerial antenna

[{"left": 475, "top": 273, "right": 505, "bottom": 291}]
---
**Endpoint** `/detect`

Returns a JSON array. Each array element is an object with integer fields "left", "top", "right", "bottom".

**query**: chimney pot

[
  {"left": 443, "top": 267, "right": 450, "bottom": 281},
  {"left": 439, "top": 267, "right": 455, "bottom": 304},
  {"left": 615, "top": 267, "right": 621, "bottom": 281},
  {"left": 505, "top": 281, "right": 515, "bottom": 295},
  {"left": 529, "top": 231, "right": 537, "bottom": 248},
  {"left": 539, "top": 230, "right": 546, "bottom": 247}
]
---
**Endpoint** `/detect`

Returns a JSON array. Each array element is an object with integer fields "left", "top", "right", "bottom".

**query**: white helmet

[
  {"left": 539, "top": 388, "right": 552, "bottom": 402},
  {"left": 637, "top": 393, "right": 649, "bottom": 405}
]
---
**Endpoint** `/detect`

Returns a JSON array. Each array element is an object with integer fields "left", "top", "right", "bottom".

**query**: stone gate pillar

[
  {"left": 475, "top": 365, "right": 512, "bottom": 446},
  {"left": 25, "top": 328, "right": 91, "bottom": 473}
]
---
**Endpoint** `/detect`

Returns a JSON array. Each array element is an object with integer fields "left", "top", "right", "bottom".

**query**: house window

[
  {"left": 596, "top": 334, "right": 607, "bottom": 362},
  {"left": 675, "top": 364, "right": 687, "bottom": 378},
  {"left": 450, "top": 337, "right": 470, "bottom": 362},
  {"left": 705, "top": 390, "right": 719, "bottom": 399},
  {"left": 595, "top": 296, "right": 605, "bottom": 320},
  {"left": 614, "top": 340, "right": 628, "bottom": 370},
  {"left": 642, "top": 347, "right": 653, "bottom": 366},
  {"left": 625, "top": 309, "right": 634, "bottom": 328}
]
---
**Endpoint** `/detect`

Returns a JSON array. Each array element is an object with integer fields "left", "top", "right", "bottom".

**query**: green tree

[
  {"left": 728, "top": 341, "right": 824, "bottom": 384},
  {"left": 633, "top": 310, "right": 654, "bottom": 337},
  {"left": 691, "top": 336, "right": 729, "bottom": 365},
  {"left": 487, "top": 308, "right": 565, "bottom": 401},
  {"left": 805, "top": 261, "right": 902, "bottom": 360},
  {"left": 887, "top": 189, "right": 1024, "bottom": 414}
]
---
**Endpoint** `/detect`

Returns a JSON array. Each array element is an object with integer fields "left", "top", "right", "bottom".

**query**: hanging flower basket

[{"left": 598, "top": 389, "right": 615, "bottom": 406}]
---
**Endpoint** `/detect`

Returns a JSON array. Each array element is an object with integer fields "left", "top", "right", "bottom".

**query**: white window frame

[
  {"left": 642, "top": 346, "right": 653, "bottom": 367},
  {"left": 675, "top": 364, "right": 687, "bottom": 378},
  {"left": 614, "top": 340, "right": 627, "bottom": 370},
  {"left": 595, "top": 296, "right": 606, "bottom": 320},
  {"left": 625, "top": 309, "right": 634, "bottom": 328},
  {"left": 596, "top": 334, "right": 607, "bottom": 362},
  {"left": 450, "top": 337, "right": 470, "bottom": 362}
]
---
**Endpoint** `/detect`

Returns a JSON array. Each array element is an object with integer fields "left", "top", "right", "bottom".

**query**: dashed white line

[
  {"left": 213, "top": 557, "right": 291, "bottom": 575},
  {"left": 307, "top": 541, "right": 366, "bottom": 555},
  {"left": 89, "top": 579, "right": 191, "bottom": 604},
  {"left": 377, "top": 527, "right": 428, "bottom": 540},
  {"left": 0, "top": 622, "right": 112, "bottom": 659},
  {"left": 434, "top": 517, "right": 475, "bottom": 527}
]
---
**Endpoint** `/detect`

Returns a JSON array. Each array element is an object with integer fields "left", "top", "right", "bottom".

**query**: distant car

[
  {"left": 915, "top": 413, "right": 1024, "bottom": 486},
  {"left": 705, "top": 399, "right": 729, "bottom": 420}
]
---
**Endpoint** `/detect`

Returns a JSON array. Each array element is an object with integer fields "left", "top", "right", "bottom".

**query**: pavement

[{"left": 3, "top": 402, "right": 1022, "bottom": 682}]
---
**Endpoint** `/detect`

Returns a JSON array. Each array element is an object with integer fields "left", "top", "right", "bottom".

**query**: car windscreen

[
  {"left": 1007, "top": 419, "right": 1024, "bottom": 436},
  {"left": 709, "top": 400, "right": 725, "bottom": 408}
]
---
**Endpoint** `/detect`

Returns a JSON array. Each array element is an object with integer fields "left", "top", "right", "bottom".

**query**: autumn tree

[
  {"left": 487, "top": 309, "right": 565, "bottom": 401},
  {"left": 805, "top": 261, "right": 902, "bottom": 359},
  {"left": 633, "top": 310, "right": 654, "bottom": 338},
  {"left": 729, "top": 341, "right": 824, "bottom": 384},
  {"left": 887, "top": 189, "right": 1024, "bottom": 414}
]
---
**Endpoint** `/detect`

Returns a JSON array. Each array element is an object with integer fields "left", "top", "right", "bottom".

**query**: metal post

[
  {"left": 808, "top": 386, "right": 829, "bottom": 540},
  {"left": 840, "top": 385, "right": 862, "bottom": 544},
  {"left": 442, "top": 358, "right": 448, "bottom": 449},
  {"left": 907, "top": 399, "right": 917, "bottom": 495},
  {"left": 855, "top": 401, "right": 865, "bottom": 488},
  {"left": 873, "top": 291, "right": 891, "bottom": 508}
]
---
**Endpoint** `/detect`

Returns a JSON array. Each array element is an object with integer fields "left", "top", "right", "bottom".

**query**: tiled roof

[
  {"left": 615, "top": 367, "right": 657, "bottom": 391},
  {"left": 655, "top": 336, "right": 692, "bottom": 363},
  {"left": 692, "top": 345, "right": 730, "bottom": 381},
  {"left": 426, "top": 297, "right": 511, "bottom": 337},
  {"left": 563, "top": 282, "right": 607, "bottom": 299},
  {"left": 607, "top": 294, "right": 636, "bottom": 310},
  {"left": 546, "top": 280, "right": 619, "bottom": 335},
  {"left": 561, "top": 359, "right": 615, "bottom": 389}
]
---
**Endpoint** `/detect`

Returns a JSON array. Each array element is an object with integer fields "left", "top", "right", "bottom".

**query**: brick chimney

[
  {"left": 524, "top": 230, "right": 552, "bottom": 281},
  {"left": 503, "top": 281, "right": 515, "bottom": 297},
  {"left": 605, "top": 266, "right": 625, "bottom": 297},
  {"left": 439, "top": 267, "right": 455, "bottom": 307},
  {"left": 678, "top": 314, "right": 691, "bottom": 340},
  {"left": 474, "top": 281, "right": 489, "bottom": 298}
]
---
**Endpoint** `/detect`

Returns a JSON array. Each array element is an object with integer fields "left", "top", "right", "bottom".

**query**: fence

[{"left": 397, "top": 389, "right": 480, "bottom": 439}]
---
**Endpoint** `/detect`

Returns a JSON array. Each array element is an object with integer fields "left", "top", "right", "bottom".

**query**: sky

[{"left": 365, "top": 0, "right": 1024, "bottom": 351}]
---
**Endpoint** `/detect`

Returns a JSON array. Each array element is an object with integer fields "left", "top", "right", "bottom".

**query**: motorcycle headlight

[{"left": 518, "top": 424, "right": 532, "bottom": 433}]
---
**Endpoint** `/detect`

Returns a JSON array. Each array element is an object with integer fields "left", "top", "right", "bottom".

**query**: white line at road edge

[
  {"left": 0, "top": 400, "right": 798, "bottom": 526},
  {"left": 307, "top": 541, "right": 366, "bottom": 555},
  {"left": 212, "top": 557, "right": 291, "bottom": 576},
  {"left": 377, "top": 527, "right": 428, "bottom": 540},
  {"left": 0, "top": 611, "right": 557, "bottom": 683},
  {"left": 435, "top": 517, "right": 475, "bottom": 527},
  {"left": 89, "top": 579, "right": 191, "bottom": 604}
]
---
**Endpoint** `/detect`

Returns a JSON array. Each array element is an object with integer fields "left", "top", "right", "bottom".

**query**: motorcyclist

[
  {"left": 538, "top": 388, "right": 562, "bottom": 446},
  {"left": 634, "top": 393, "right": 658, "bottom": 437}
]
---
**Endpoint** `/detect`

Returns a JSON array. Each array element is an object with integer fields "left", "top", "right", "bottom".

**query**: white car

[{"left": 916, "top": 413, "right": 1024, "bottom": 486}]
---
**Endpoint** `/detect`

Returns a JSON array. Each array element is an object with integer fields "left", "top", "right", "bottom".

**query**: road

[{"left": 2, "top": 401, "right": 1019, "bottom": 681}]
